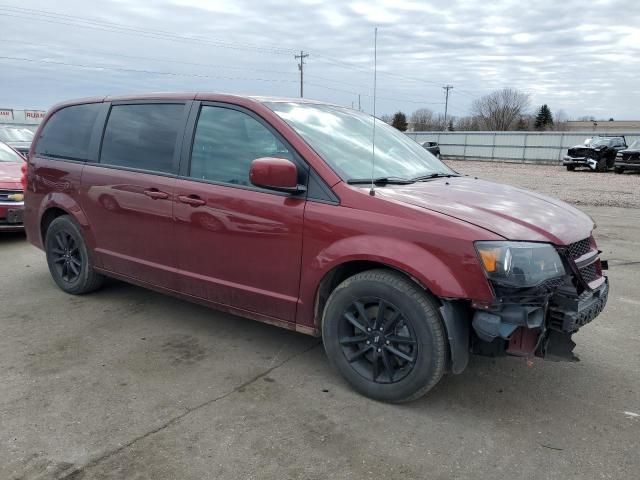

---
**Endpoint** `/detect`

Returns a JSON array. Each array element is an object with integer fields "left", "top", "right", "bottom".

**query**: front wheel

[
  {"left": 322, "top": 269, "right": 447, "bottom": 403},
  {"left": 45, "top": 215, "right": 104, "bottom": 294},
  {"left": 614, "top": 166, "right": 624, "bottom": 174},
  {"left": 595, "top": 158, "right": 607, "bottom": 172},
  {"left": 566, "top": 165, "right": 575, "bottom": 171}
]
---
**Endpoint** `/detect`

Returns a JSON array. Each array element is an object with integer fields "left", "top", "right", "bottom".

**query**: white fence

[{"left": 406, "top": 131, "right": 640, "bottom": 164}]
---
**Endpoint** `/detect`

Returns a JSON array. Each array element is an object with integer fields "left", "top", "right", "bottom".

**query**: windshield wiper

[
  {"left": 411, "top": 172, "right": 460, "bottom": 182},
  {"left": 347, "top": 176, "right": 415, "bottom": 185}
]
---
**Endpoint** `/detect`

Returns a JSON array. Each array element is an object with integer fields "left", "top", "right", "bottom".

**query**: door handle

[
  {"left": 143, "top": 189, "right": 169, "bottom": 200},
  {"left": 178, "top": 194, "right": 206, "bottom": 207}
]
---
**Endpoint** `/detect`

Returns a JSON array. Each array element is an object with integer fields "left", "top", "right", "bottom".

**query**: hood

[
  {"left": 0, "top": 162, "right": 23, "bottom": 190},
  {"left": 375, "top": 177, "right": 593, "bottom": 245},
  {"left": 6, "top": 141, "right": 31, "bottom": 154}
]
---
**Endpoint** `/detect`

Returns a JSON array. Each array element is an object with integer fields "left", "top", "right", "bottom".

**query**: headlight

[{"left": 475, "top": 241, "right": 565, "bottom": 288}]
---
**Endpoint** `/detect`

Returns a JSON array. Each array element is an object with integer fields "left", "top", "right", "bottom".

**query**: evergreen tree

[
  {"left": 534, "top": 105, "right": 554, "bottom": 131},
  {"left": 391, "top": 111, "right": 408, "bottom": 132}
]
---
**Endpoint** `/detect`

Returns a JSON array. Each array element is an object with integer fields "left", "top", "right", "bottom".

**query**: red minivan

[{"left": 24, "top": 93, "right": 609, "bottom": 402}]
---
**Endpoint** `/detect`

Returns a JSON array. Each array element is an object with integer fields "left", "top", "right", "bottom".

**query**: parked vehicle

[
  {"left": 24, "top": 94, "right": 609, "bottom": 402},
  {"left": 421, "top": 141, "right": 440, "bottom": 158},
  {"left": 614, "top": 140, "right": 640, "bottom": 174},
  {"left": 0, "top": 141, "right": 26, "bottom": 231},
  {"left": 562, "top": 135, "right": 627, "bottom": 172},
  {"left": 0, "top": 125, "right": 34, "bottom": 156}
]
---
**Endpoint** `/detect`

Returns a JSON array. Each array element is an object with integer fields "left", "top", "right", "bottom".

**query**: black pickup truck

[
  {"left": 562, "top": 136, "right": 627, "bottom": 172},
  {"left": 614, "top": 139, "right": 640, "bottom": 174}
]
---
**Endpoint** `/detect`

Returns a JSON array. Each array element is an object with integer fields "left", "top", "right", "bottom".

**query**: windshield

[
  {"left": 0, "top": 127, "right": 34, "bottom": 143},
  {"left": 628, "top": 140, "right": 640, "bottom": 150},
  {"left": 590, "top": 137, "right": 613, "bottom": 147},
  {"left": 0, "top": 142, "right": 23, "bottom": 162},
  {"left": 266, "top": 102, "right": 454, "bottom": 181}
]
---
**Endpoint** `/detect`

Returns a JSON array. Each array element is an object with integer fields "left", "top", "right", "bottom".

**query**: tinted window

[
  {"left": 35, "top": 104, "right": 101, "bottom": 160},
  {"left": 100, "top": 104, "right": 184, "bottom": 174},
  {"left": 190, "top": 106, "right": 292, "bottom": 186}
]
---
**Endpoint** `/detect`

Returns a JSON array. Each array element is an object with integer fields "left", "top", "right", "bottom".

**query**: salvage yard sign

[{"left": 0, "top": 109, "right": 14, "bottom": 121}]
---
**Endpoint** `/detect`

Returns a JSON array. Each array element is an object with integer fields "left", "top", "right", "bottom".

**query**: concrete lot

[{"left": 1, "top": 164, "right": 639, "bottom": 480}]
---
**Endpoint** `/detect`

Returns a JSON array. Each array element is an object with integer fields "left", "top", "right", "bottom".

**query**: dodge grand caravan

[{"left": 24, "top": 93, "right": 609, "bottom": 402}]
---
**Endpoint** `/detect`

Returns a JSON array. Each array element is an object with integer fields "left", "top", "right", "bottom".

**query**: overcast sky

[{"left": 1, "top": 0, "right": 639, "bottom": 119}]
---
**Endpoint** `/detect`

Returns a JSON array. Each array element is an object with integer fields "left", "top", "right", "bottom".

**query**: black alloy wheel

[
  {"left": 339, "top": 297, "right": 418, "bottom": 384},
  {"left": 322, "top": 269, "right": 446, "bottom": 403},
  {"left": 45, "top": 215, "right": 104, "bottom": 294},
  {"left": 50, "top": 230, "right": 82, "bottom": 283}
]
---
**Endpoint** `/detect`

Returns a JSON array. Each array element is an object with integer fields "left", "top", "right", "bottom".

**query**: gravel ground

[{"left": 444, "top": 160, "right": 640, "bottom": 209}]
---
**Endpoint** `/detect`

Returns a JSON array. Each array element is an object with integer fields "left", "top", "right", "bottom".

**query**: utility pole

[
  {"left": 295, "top": 50, "right": 309, "bottom": 98},
  {"left": 443, "top": 85, "right": 453, "bottom": 130}
]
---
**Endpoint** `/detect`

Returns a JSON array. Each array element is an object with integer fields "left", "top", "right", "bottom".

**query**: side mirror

[{"left": 249, "top": 157, "right": 305, "bottom": 193}]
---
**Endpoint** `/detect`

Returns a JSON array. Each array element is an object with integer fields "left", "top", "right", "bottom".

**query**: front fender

[
  {"left": 313, "top": 234, "right": 472, "bottom": 298},
  {"left": 296, "top": 233, "right": 493, "bottom": 330}
]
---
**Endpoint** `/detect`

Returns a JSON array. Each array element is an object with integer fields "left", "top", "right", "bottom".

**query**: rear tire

[
  {"left": 566, "top": 165, "right": 575, "bottom": 171},
  {"left": 45, "top": 215, "right": 104, "bottom": 295},
  {"left": 322, "top": 269, "right": 446, "bottom": 403}
]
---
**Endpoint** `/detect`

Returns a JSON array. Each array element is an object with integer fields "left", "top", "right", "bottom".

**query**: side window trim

[
  {"left": 97, "top": 100, "right": 192, "bottom": 177},
  {"left": 180, "top": 101, "right": 309, "bottom": 194}
]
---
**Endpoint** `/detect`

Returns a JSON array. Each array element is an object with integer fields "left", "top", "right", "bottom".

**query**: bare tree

[
  {"left": 455, "top": 115, "right": 482, "bottom": 131},
  {"left": 471, "top": 88, "right": 530, "bottom": 131},
  {"left": 379, "top": 113, "right": 393, "bottom": 125},
  {"left": 553, "top": 109, "right": 569, "bottom": 131},
  {"left": 409, "top": 108, "right": 447, "bottom": 131}
]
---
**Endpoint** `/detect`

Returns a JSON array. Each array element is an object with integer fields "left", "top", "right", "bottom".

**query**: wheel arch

[
  {"left": 313, "top": 260, "right": 433, "bottom": 332},
  {"left": 38, "top": 194, "right": 96, "bottom": 254}
]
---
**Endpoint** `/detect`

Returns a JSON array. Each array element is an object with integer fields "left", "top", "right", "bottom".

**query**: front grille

[
  {"left": 0, "top": 189, "right": 23, "bottom": 202},
  {"left": 579, "top": 264, "right": 599, "bottom": 284},
  {"left": 567, "top": 238, "right": 591, "bottom": 259},
  {"left": 622, "top": 154, "right": 640, "bottom": 164}
]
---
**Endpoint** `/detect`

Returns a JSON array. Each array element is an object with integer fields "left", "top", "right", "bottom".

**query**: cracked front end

[{"left": 470, "top": 236, "right": 608, "bottom": 361}]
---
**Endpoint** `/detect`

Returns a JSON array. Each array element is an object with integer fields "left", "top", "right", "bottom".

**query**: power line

[
  {"left": 0, "top": 56, "right": 299, "bottom": 84},
  {"left": 0, "top": 8, "right": 295, "bottom": 56},
  {"left": 0, "top": 38, "right": 297, "bottom": 77}
]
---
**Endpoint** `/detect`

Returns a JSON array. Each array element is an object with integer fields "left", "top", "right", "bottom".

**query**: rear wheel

[
  {"left": 566, "top": 165, "right": 575, "bottom": 171},
  {"left": 45, "top": 215, "right": 104, "bottom": 294},
  {"left": 322, "top": 269, "right": 446, "bottom": 403}
]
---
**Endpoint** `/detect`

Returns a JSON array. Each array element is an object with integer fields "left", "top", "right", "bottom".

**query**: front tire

[
  {"left": 322, "top": 269, "right": 446, "bottom": 403},
  {"left": 596, "top": 158, "right": 607, "bottom": 172},
  {"left": 566, "top": 165, "right": 575, "bottom": 171},
  {"left": 615, "top": 166, "right": 624, "bottom": 174},
  {"left": 45, "top": 215, "right": 104, "bottom": 294}
]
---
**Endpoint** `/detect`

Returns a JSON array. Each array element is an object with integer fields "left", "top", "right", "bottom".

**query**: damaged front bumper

[
  {"left": 562, "top": 155, "right": 599, "bottom": 170},
  {"left": 471, "top": 278, "right": 608, "bottom": 361},
  {"left": 468, "top": 236, "right": 608, "bottom": 363}
]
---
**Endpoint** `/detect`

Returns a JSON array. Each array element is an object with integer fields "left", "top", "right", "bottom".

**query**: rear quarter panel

[{"left": 24, "top": 158, "right": 92, "bottom": 251}]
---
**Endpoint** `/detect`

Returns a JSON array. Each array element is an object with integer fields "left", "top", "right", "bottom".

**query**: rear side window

[
  {"left": 35, "top": 103, "right": 101, "bottom": 160},
  {"left": 190, "top": 106, "right": 292, "bottom": 186},
  {"left": 100, "top": 104, "right": 184, "bottom": 174}
]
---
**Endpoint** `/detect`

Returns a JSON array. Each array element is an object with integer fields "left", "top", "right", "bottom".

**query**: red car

[
  {"left": 23, "top": 94, "right": 609, "bottom": 402},
  {"left": 0, "top": 141, "right": 26, "bottom": 231}
]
